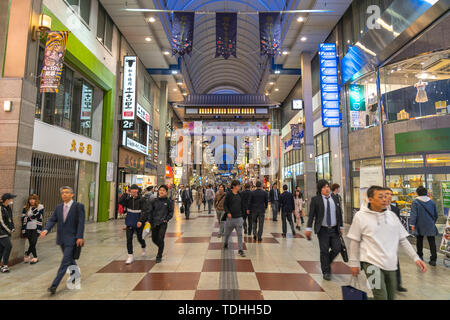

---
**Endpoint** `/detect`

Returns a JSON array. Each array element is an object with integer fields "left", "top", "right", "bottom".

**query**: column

[
  {"left": 157, "top": 81, "right": 168, "bottom": 185},
  {"left": 301, "top": 53, "right": 316, "bottom": 210},
  {"left": 0, "top": 0, "right": 42, "bottom": 265}
]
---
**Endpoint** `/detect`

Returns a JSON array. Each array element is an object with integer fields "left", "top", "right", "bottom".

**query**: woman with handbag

[
  {"left": 410, "top": 186, "right": 439, "bottom": 266},
  {"left": 214, "top": 185, "right": 227, "bottom": 238},
  {"left": 21, "top": 194, "right": 44, "bottom": 264},
  {"left": 293, "top": 190, "right": 303, "bottom": 231}
]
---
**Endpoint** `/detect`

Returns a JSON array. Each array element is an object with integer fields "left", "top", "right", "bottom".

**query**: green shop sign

[
  {"left": 395, "top": 128, "right": 450, "bottom": 154},
  {"left": 442, "top": 181, "right": 450, "bottom": 208},
  {"left": 349, "top": 84, "right": 366, "bottom": 111}
]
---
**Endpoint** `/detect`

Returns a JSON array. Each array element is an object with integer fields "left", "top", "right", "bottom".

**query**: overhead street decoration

[
  {"left": 171, "top": 11, "right": 195, "bottom": 56},
  {"left": 215, "top": 12, "right": 237, "bottom": 59},
  {"left": 259, "top": 12, "right": 281, "bottom": 57}
]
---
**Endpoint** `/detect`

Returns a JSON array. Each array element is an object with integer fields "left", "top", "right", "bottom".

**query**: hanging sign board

[
  {"left": 40, "top": 31, "right": 69, "bottom": 93},
  {"left": 122, "top": 56, "right": 137, "bottom": 120},
  {"left": 319, "top": 43, "right": 340, "bottom": 127}
]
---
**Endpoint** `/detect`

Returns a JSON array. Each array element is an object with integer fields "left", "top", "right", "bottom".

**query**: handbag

[
  {"left": 339, "top": 235, "right": 349, "bottom": 262},
  {"left": 142, "top": 222, "right": 151, "bottom": 238},
  {"left": 341, "top": 276, "right": 368, "bottom": 300},
  {"left": 180, "top": 205, "right": 185, "bottom": 214},
  {"left": 73, "top": 203, "right": 82, "bottom": 260}
]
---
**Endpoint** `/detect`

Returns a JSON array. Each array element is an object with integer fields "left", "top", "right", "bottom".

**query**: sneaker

[
  {"left": 125, "top": 254, "right": 134, "bottom": 264},
  {"left": 141, "top": 248, "right": 147, "bottom": 257},
  {"left": 24, "top": 255, "right": 30, "bottom": 263},
  {"left": 397, "top": 286, "right": 408, "bottom": 292},
  {"left": 292, "top": 231, "right": 296, "bottom": 236},
  {"left": 253, "top": 235, "right": 257, "bottom": 241},
  {"left": 30, "top": 258, "right": 39, "bottom": 264},
  {"left": 238, "top": 250, "right": 246, "bottom": 257},
  {"left": 0, "top": 265, "right": 9, "bottom": 273},
  {"left": 282, "top": 233, "right": 286, "bottom": 238}
]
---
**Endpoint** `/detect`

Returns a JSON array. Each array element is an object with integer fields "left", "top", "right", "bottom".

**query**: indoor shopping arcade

[{"left": 0, "top": 0, "right": 449, "bottom": 303}]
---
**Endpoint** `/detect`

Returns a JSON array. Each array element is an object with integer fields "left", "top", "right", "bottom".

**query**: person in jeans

[
  {"left": 140, "top": 185, "right": 173, "bottom": 263},
  {"left": 348, "top": 185, "right": 427, "bottom": 300},
  {"left": 21, "top": 194, "right": 44, "bottom": 264},
  {"left": 205, "top": 185, "right": 215, "bottom": 215},
  {"left": 119, "top": 184, "right": 148, "bottom": 264},
  {"left": 293, "top": 189, "right": 304, "bottom": 230},
  {"left": 240, "top": 183, "right": 252, "bottom": 236},
  {"left": 248, "top": 181, "right": 268, "bottom": 241},
  {"left": 279, "top": 185, "right": 296, "bottom": 237},
  {"left": 223, "top": 180, "right": 246, "bottom": 257},
  {"left": 0, "top": 193, "right": 16, "bottom": 273},
  {"left": 269, "top": 183, "right": 281, "bottom": 221},
  {"left": 410, "top": 186, "right": 439, "bottom": 266},
  {"left": 214, "top": 185, "right": 227, "bottom": 238},
  {"left": 195, "top": 186, "right": 204, "bottom": 212}
]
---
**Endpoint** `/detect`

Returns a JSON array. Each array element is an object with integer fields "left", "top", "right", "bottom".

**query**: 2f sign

[{"left": 367, "top": 5, "right": 381, "bottom": 30}]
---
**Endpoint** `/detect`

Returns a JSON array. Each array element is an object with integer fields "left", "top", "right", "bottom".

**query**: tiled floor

[{"left": 0, "top": 204, "right": 449, "bottom": 300}]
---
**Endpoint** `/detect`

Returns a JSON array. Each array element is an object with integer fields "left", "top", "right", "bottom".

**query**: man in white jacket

[{"left": 347, "top": 185, "right": 427, "bottom": 300}]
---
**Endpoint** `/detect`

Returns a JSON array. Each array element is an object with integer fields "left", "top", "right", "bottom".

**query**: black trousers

[
  {"left": 152, "top": 222, "right": 168, "bottom": 259},
  {"left": 0, "top": 237, "right": 12, "bottom": 265},
  {"left": 317, "top": 226, "right": 341, "bottom": 274},
  {"left": 252, "top": 211, "right": 265, "bottom": 239},
  {"left": 416, "top": 235, "right": 437, "bottom": 262},
  {"left": 126, "top": 226, "right": 146, "bottom": 254},
  {"left": 281, "top": 210, "right": 295, "bottom": 235},
  {"left": 243, "top": 211, "right": 252, "bottom": 235},
  {"left": 183, "top": 201, "right": 191, "bottom": 219},
  {"left": 25, "top": 229, "right": 39, "bottom": 258}
]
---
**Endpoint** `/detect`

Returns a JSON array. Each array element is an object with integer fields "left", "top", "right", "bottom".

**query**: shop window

[
  {"left": 97, "top": 3, "right": 113, "bottom": 50},
  {"left": 426, "top": 153, "right": 450, "bottom": 167},
  {"left": 323, "top": 130, "right": 330, "bottom": 154},
  {"left": 385, "top": 155, "right": 424, "bottom": 169},
  {"left": 66, "top": 0, "right": 91, "bottom": 25},
  {"left": 387, "top": 174, "right": 425, "bottom": 213},
  {"left": 126, "top": 118, "right": 148, "bottom": 147},
  {"left": 381, "top": 49, "right": 450, "bottom": 123},
  {"left": 352, "top": 158, "right": 382, "bottom": 172}
]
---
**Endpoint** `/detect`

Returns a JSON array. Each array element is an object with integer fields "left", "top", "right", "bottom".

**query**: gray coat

[{"left": 410, "top": 197, "right": 438, "bottom": 236}]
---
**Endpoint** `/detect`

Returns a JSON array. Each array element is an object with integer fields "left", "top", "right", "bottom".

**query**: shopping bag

[
  {"left": 341, "top": 276, "right": 368, "bottom": 300},
  {"left": 142, "top": 222, "right": 151, "bottom": 238},
  {"left": 339, "top": 235, "right": 349, "bottom": 262},
  {"left": 180, "top": 205, "right": 185, "bottom": 214}
]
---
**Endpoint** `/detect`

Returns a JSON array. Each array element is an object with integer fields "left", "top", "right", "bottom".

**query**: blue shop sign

[{"left": 319, "top": 43, "right": 341, "bottom": 127}]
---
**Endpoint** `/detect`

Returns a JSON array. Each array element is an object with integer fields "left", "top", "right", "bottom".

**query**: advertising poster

[
  {"left": 290, "top": 124, "right": 301, "bottom": 150},
  {"left": 359, "top": 166, "right": 383, "bottom": 207},
  {"left": 40, "top": 31, "right": 69, "bottom": 93}
]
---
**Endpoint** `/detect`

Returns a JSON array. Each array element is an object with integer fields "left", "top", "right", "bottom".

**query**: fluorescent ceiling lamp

[
  {"left": 163, "top": 51, "right": 170, "bottom": 55},
  {"left": 297, "top": 16, "right": 304, "bottom": 22},
  {"left": 177, "top": 81, "right": 183, "bottom": 85},
  {"left": 124, "top": 8, "right": 334, "bottom": 14},
  {"left": 269, "top": 82, "right": 274, "bottom": 85},
  {"left": 148, "top": 17, "right": 156, "bottom": 23},
  {"left": 355, "top": 41, "right": 376, "bottom": 56},
  {"left": 300, "top": 37, "right": 307, "bottom": 41},
  {"left": 274, "top": 70, "right": 280, "bottom": 74},
  {"left": 145, "top": 37, "right": 152, "bottom": 41},
  {"left": 282, "top": 51, "right": 288, "bottom": 55},
  {"left": 275, "top": 88, "right": 279, "bottom": 91}
]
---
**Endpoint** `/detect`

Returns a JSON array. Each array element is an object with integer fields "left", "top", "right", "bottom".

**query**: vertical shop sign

[
  {"left": 442, "top": 181, "right": 450, "bottom": 209},
  {"left": 154, "top": 130, "right": 159, "bottom": 163},
  {"left": 318, "top": 43, "right": 340, "bottom": 127},
  {"left": 349, "top": 84, "right": 365, "bottom": 128},
  {"left": 40, "top": 31, "right": 69, "bottom": 93},
  {"left": 80, "top": 83, "right": 93, "bottom": 128},
  {"left": 290, "top": 124, "right": 301, "bottom": 150},
  {"left": 147, "top": 125, "right": 153, "bottom": 158},
  {"left": 122, "top": 56, "right": 137, "bottom": 120}
]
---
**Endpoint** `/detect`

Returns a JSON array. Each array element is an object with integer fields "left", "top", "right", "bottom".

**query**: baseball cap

[{"left": 1, "top": 193, "right": 17, "bottom": 202}]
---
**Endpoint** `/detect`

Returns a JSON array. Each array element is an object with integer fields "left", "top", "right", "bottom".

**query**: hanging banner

[
  {"left": 259, "top": 12, "right": 281, "bottom": 57},
  {"left": 215, "top": 12, "right": 237, "bottom": 59},
  {"left": 319, "top": 43, "right": 341, "bottom": 127},
  {"left": 290, "top": 124, "right": 301, "bottom": 150},
  {"left": 40, "top": 31, "right": 69, "bottom": 93},
  {"left": 80, "top": 83, "right": 93, "bottom": 129},
  {"left": 171, "top": 11, "right": 195, "bottom": 56},
  {"left": 122, "top": 56, "right": 137, "bottom": 120}
]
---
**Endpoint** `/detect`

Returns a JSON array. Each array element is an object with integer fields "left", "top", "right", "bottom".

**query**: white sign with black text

[{"left": 122, "top": 56, "right": 137, "bottom": 120}]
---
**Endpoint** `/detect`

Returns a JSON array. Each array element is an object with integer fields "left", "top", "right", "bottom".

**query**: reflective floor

[{"left": 1, "top": 205, "right": 449, "bottom": 300}]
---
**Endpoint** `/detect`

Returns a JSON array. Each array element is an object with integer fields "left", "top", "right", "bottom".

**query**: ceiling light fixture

[
  {"left": 177, "top": 81, "right": 183, "bottom": 85},
  {"left": 163, "top": 51, "right": 170, "bottom": 55},
  {"left": 145, "top": 37, "right": 152, "bottom": 42},
  {"left": 269, "top": 82, "right": 274, "bottom": 85},
  {"left": 171, "top": 70, "right": 178, "bottom": 74},
  {"left": 282, "top": 51, "right": 288, "bottom": 55},
  {"left": 275, "top": 88, "right": 279, "bottom": 91},
  {"left": 300, "top": 37, "right": 307, "bottom": 41},
  {"left": 148, "top": 17, "right": 156, "bottom": 23},
  {"left": 297, "top": 17, "right": 304, "bottom": 22},
  {"left": 274, "top": 70, "right": 280, "bottom": 74},
  {"left": 173, "top": 88, "right": 177, "bottom": 91}
]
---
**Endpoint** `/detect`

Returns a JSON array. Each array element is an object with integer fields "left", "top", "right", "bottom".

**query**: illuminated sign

[
  {"left": 319, "top": 43, "right": 341, "bottom": 127},
  {"left": 122, "top": 56, "right": 137, "bottom": 120}
]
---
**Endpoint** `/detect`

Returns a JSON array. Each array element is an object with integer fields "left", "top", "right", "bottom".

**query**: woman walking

[
  {"left": 214, "top": 185, "right": 227, "bottom": 238},
  {"left": 410, "top": 186, "right": 439, "bottom": 266},
  {"left": 195, "top": 186, "right": 204, "bottom": 212},
  {"left": 22, "top": 194, "right": 44, "bottom": 264},
  {"left": 293, "top": 189, "right": 304, "bottom": 230},
  {"left": 202, "top": 187, "right": 207, "bottom": 211}
]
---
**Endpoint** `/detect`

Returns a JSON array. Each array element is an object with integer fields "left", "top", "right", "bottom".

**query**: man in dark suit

[
  {"left": 40, "top": 186, "right": 85, "bottom": 294},
  {"left": 384, "top": 188, "right": 407, "bottom": 292},
  {"left": 248, "top": 181, "right": 269, "bottom": 241},
  {"left": 269, "top": 183, "right": 281, "bottom": 221},
  {"left": 305, "top": 180, "right": 343, "bottom": 281},
  {"left": 240, "top": 183, "right": 252, "bottom": 236},
  {"left": 279, "top": 185, "right": 296, "bottom": 237},
  {"left": 181, "top": 185, "right": 193, "bottom": 219}
]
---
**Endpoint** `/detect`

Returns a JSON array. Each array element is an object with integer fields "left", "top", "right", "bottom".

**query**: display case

[{"left": 387, "top": 174, "right": 425, "bottom": 215}]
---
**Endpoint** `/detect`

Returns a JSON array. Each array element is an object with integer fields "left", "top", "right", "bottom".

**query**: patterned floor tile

[
  {"left": 97, "top": 260, "right": 156, "bottom": 273},
  {"left": 208, "top": 242, "right": 248, "bottom": 250},
  {"left": 133, "top": 272, "right": 201, "bottom": 290},
  {"left": 297, "top": 261, "right": 352, "bottom": 274},
  {"left": 255, "top": 273, "right": 324, "bottom": 291},
  {"left": 175, "top": 237, "right": 211, "bottom": 243},
  {"left": 271, "top": 233, "right": 305, "bottom": 239},
  {"left": 202, "top": 259, "right": 254, "bottom": 272},
  {"left": 243, "top": 236, "right": 279, "bottom": 243}
]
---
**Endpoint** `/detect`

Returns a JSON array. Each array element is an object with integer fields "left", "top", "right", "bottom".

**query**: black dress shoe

[
  {"left": 223, "top": 243, "right": 228, "bottom": 249},
  {"left": 429, "top": 260, "right": 436, "bottom": 266},
  {"left": 253, "top": 235, "right": 257, "bottom": 241},
  {"left": 397, "top": 286, "right": 408, "bottom": 292},
  {"left": 155, "top": 257, "right": 162, "bottom": 263},
  {"left": 323, "top": 274, "right": 332, "bottom": 281},
  {"left": 282, "top": 233, "right": 286, "bottom": 237},
  {"left": 48, "top": 286, "right": 57, "bottom": 295},
  {"left": 258, "top": 238, "right": 262, "bottom": 242}
]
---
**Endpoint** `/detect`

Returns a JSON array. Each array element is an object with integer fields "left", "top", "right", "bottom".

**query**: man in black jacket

[
  {"left": 385, "top": 188, "right": 407, "bottom": 292},
  {"left": 140, "top": 185, "right": 173, "bottom": 263},
  {"left": 248, "top": 181, "right": 268, "bottom": 241},
  {"left": 0, "top": 193, "right": 16, "bottom": 273},
  {"left": 223, "top": 180, "right": 246, "bottom": 257},
  {"left": 240, "top": 183, "right": 252, "bottom": 236},
  {"left": 269, "top": 183, "right": 281, "bottom": 221},
  {"left": 305, "top": 180, "right": 343, "bottom": 281},
  {"left": 279, "top": 185, "right": 296, "bottom": 237},
  {"left": 181, "top": 185, "right": 193, "bottom": 219}
]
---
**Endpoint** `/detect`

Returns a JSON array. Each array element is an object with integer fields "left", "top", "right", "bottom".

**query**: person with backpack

[
  {"left": 140, "top": 185, "right": 173, "bottom": 263},
  {"left": 205, "top": 185, "right": 215, "bottom": 215},
  {"left": 0, "top": 193, "right": 16, "bottom": 273},
  {"left": 214, "top": 184, "right": 227, "bottom": 238},
  {"left": 22, "top": 194, "right": 44, "bottom": 264},
  {"left": 118, "top": 184, "right": 148, "bottom": 264},
  {"left": 410, "top": 186, "right": 439, "bottom": 267},
  {"left": 223, "top": 180, "right": 246, "bottom": 257}
]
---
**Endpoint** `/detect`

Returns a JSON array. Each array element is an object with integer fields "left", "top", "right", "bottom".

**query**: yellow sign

[{"left": 70, "top": 139, "right": 92, "bottom": 156}]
